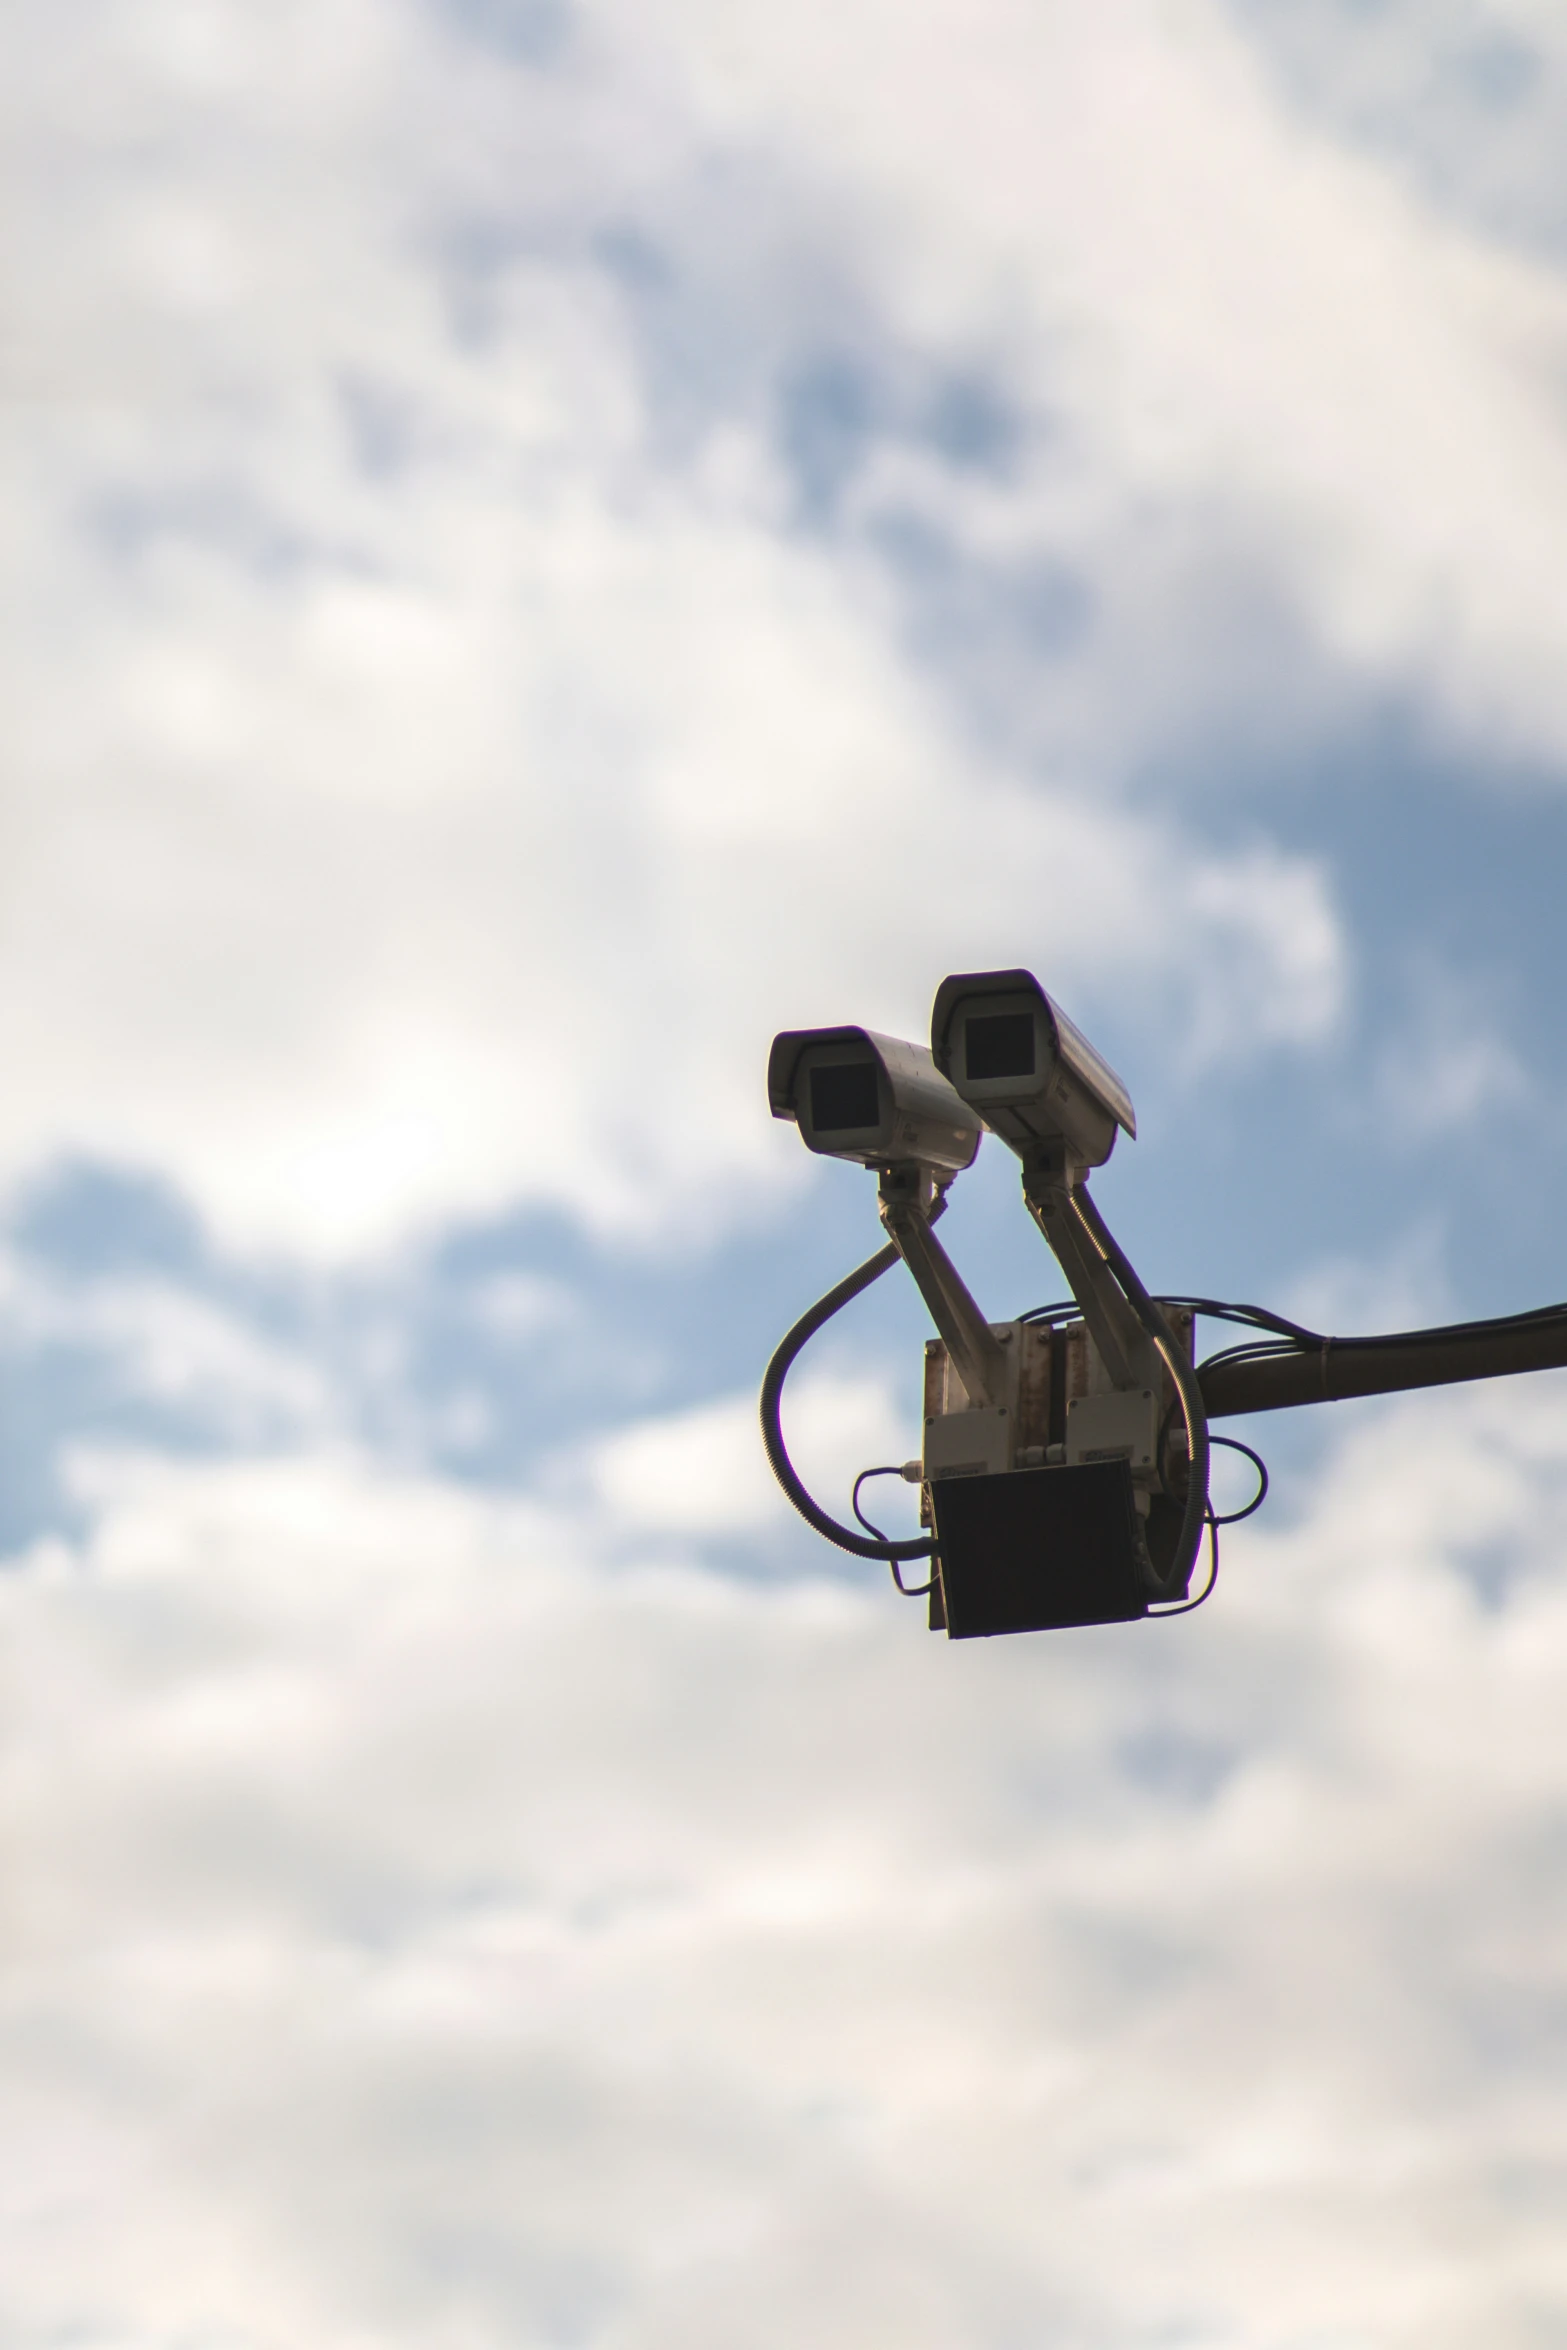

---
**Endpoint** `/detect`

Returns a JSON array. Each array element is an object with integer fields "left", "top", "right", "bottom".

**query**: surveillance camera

[
  {"left": 929, "top": 969, "right": 1135, "bottom": 1171},
  {"left": 768, "top": 1025, "right": 983, "bottom": 1178}
]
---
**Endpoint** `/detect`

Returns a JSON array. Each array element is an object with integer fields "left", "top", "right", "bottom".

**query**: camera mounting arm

[
  {"left": 1020, "top": 1152, "right": 1162, "bottom": 1393},
  {"left": 876, "top": 1164, "right": 1011, "bottom": 1412}
]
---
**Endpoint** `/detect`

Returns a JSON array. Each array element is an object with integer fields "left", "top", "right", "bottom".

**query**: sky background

[{"left": 8, "top": 1, "right": 1567, "bottom": 2342}]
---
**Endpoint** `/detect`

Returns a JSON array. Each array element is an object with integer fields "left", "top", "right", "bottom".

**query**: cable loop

[
  {"left": 760, "top": 1242, "right": 937, "bottom": 1564},
  {"left": 1208, "top": 1433, "right": 1268, "bottom": 1525},
  {"left": 852, "top": 1467, "right": 935, "bottom": 1595}
]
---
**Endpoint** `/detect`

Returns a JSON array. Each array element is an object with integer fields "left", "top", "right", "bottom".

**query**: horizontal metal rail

[{"left": 1201, "top": 1318, "right": 1567, "bottom": 1419}]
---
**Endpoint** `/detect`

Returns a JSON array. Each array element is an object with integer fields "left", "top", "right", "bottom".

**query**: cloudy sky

[{"left": 8, "top": 0, "right": 1567, "bottom": 2340}]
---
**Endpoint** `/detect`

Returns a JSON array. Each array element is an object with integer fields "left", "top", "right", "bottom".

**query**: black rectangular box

[{"left": 930, "top": 1461, "right": 1148, "bottom": 1637}]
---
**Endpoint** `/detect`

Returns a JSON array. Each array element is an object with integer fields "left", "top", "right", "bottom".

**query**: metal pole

[{"left": 1200, "top": 1317, "right": 1567, "bottom": 1420}]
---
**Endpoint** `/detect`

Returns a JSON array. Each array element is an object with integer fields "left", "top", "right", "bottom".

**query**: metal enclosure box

[
  {"left": 920, "top": 1310, "right": 1192, "bottom": 1488},
  {"left": 922, "top": 1404, "right": 1012, "bottom": 1482},
  {"left": 920, "top": 1308, "right": 1195, "bottom": 1634},
  {"left": 1065, "top": 1387, "right": 1160, "bottom": 1472}
]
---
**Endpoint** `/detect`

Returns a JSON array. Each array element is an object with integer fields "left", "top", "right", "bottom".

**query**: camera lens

[
  {"left": 809, "top": 1062, "right": 880, "bottom": 1132},
  {"left": 964, "top": 1012, "right": 1035, "bottom": 1081}
]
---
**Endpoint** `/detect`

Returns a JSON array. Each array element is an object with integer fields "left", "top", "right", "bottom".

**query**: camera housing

[
  {"left": 929, "top": 969, "right": 1135, "bottom": 1170},
  {"left": 768, "top": 1025, "right": 983, "bottom": 1178}
]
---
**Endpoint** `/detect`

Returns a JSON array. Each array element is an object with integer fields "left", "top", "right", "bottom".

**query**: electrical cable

[
  {"left": 1206, "top": 1432, "right": 1268, "bottom": 1525},
  {"left": 1151, "top": 1428, "right": 1278, "bottom": 1616},
  {"left": 1158, "top": 1296, "right": 1324, "bottom": 1345},
  {"left": 1191, "top": 1297, "right": 1567, "bottom": 1386},
  {"left": 1021, "top": 1293, "right": 1325, "bottom": 1346},
  {"left": 1069, "top": 1185, "right": 1211, "bottom": 1606},
  {"left": 1018, "top": 1286, "right": 1567, "bottom": 1383},
  {"left": 852, "top": 1467, "right": 935, "bottom": 1596},
  {"left": 1150, "top": 1514, "right": 1219, "bottom": 1615},
  {"left": 1304, "top": 1298, "right": 1567, "bottom": 1349},
  {"left": 760, "top": 1241, "right": 938, "bottom": 1564},
  {"left": 1148, "top": 1434, "right": 1268, "bottom": 1618}
]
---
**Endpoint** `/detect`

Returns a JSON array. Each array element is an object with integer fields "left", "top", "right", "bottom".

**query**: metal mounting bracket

[
  {"left": 877, "top": 1165, "right": 1010, "bottom": 1412},
  {"left": 1021, "top": 1154, "right": 1162, "bottom": 1394}
]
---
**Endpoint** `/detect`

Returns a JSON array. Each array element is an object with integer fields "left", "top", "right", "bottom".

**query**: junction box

[{"left": 918, "top": 1309, "right": 1195, "bottom": 1635}]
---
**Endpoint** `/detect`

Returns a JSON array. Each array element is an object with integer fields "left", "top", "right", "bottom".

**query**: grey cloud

[
  {"left": 437, "top": 0, "right": 574, "bottom": 68},
  {"left": 3, "top": 1389, "right": 1567, "bottom": 2342},
  {"left": 1231, "top": 0, "right": 1567, "bottom": 258}
]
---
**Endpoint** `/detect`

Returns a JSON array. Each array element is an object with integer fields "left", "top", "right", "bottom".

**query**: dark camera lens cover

[
  {"left": 964, "top": 1011, "right": 1036, "bottom": 1082},
  {"left": 809, "top": 1061, "right": 880, "bottom": 1132}
]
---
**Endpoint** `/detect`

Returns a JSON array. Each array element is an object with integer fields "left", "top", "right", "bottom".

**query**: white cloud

[
  {"left": 0, "top": 1242, "right": 335, "bottom": 1443},
  {"left": 0, "top": 0, "right": 1370, "bottom": 1260},
  {"left": 10, "top": 0, "right": 1567, "bottom": 1264},
  {"left": 5, "top": 1388, "right": 1567, "bottom": 2342},
  {"left": 1233, "top": 0, "right": 1567, "bottom": 256},
  {"left": 588, "top": 1369, "right": 911, "bottom": 1538},
  {"left": 627, "top": 0, "right": 1567, "bottom": 762}
]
